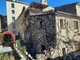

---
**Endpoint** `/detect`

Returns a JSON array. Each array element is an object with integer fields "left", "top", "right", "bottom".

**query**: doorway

[{"left": 41, "top": 45, "right": 46, "bottom": 52}]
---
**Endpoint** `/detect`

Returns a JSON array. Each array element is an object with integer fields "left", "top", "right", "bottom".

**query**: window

[
  {"left": 11, "top": 3, "right": 15, "bottom": 8},
  {"left": 75, "top": 43, "right": 79, "bottom": 50},
  {"left": 62, "top": 48, "right": 66, "bottom": 55},
  {"left": 4, "top": 20, "right": 7, "bottom": 23},
  {"left": 12, "top": 10, "right": 15, "bottom": 14},
  {"left": 13, "top": 31, "right": 17, "bottom": 34},
  {"left": 12, "top": 17, "right": 15, "bottom": 20},
  {"left": 12, "top": 23, "right": 16, "bottom": 28},
  {"left": 60, "top": 19, "right": 64, "bottom": 28},
  {"left": 74, "top": 21, "right": 78, "bottom": 29},
  {"left": 75, "top": 42, "right": 80, "bottom": 51},
  {"left": 40, "top": 21, "right": 43, "bottom": 28}
]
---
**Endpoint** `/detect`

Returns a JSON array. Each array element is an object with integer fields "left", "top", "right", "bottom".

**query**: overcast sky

[{"left": 0, "top": 0, "right": 80, "bottom": 15}]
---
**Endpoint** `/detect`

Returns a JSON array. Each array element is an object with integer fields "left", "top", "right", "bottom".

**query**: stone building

[
  {"left": 54, "top": 2, "right": 80, "bottom": 57},
  {"left": 15, "top": 2, "right": 54, "bottom": 40},
  {"left": 16, "top": 2, "right": 80, "bottom": 59},
  {"left": 52, "top": 11, "right": 80, "bottom": 57},
  {"left": 16, "top": 2, "right": 55, "bottom": 54}
]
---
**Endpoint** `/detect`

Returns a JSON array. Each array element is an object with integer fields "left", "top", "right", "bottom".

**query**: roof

[
  {"left": 29, "top": 2, "right": 48, "bottom": 9},
  {"left": 27, "top": 2, "right": 50, "bottom": 15},
  {"left": 55, "top": 2, "right": 79, "bottom": 9},
  {"left": 17, "top": 5, "right": 54, "bottom": 19},
  {"left": 29, "top": 9, "right": 54, "bottom": 16},
  {"left": 7, "top": 0, "right": 29, "bottom": 5},
  {"left": 29, "top": 11, "right": 54, "bottom": 16},
  {"left": 55, "top": 11, "right": 80, "bottom": 18},
  {"left": 55, "top": 2, "right": 80, "bottom": 15},
  {"left": 29, "top": 12, "right": 46, "bottom": 16}
]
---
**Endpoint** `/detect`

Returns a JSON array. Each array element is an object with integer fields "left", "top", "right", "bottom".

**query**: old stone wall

[
  {"left": 20, "top": 11, "right": 80, "bottom": 59},
  {"left": 52, "top": 13, "right": 80, "bottom": 58},
  {"left": 25, "top": 13, "right": 56, "bottom": 54},
  {"left": 33, "top": 12, "right": 80, "bottom": 59}
]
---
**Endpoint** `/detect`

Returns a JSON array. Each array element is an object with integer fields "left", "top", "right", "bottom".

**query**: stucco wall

[
  {"left": 76, "top": 4, "right": 80, "bottom": 16},
  {"left": 6, "top": 1, "right": 29, "bottom": 35}
]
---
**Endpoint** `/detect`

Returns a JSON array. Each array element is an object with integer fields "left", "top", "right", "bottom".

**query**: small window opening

[{"left": 41, "top": 45, "right": 46, "bottom": 52}]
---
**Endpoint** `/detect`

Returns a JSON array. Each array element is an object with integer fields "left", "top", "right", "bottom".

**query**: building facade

[
  {"left": 6, "top": 0, "right": 29, "bottom": 35},
  {"left": 5, "top": 0, "right": 80, "bottom": 59},
  {"left": 15, "top": 2, "right": 54, "bottom": 40},
  {"left": 0, "top": 15, "right": 2, "bottom": 32},
  {"left": 1, "top": 16, "right": 7, "bottom": 30},
  {"left": 16, "top": 2, "right": 80, "bottom": 59},
  {"left": 51, "top": 11, "right": 80, "bottom": 57},
  {"left": 0, "top": 15, "right": 7, "bottom": 33},
  {"left": 18, "top": 10, "right": 56, "bottom": 54}
]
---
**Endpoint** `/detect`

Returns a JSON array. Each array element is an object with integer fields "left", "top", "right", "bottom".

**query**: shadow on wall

[{"left": 48, "top": 50, "right": 80, "bottom": 60}]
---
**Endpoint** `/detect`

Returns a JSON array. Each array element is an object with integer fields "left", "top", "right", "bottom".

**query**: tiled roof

[
  {"left": 29, "top": 2, "right": 48, "bottom": 9},
  {"left": 55, "top": 2, "right": 80, "bottom": 15},
  {"left": 25, "top": 2, "right": 49, "bottom": 15}
]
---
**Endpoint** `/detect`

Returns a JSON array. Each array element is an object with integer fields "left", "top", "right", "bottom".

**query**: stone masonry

[
  {"left": 17, "top": 2, "right": 80, "bottom": 60},
  {"left": 23, "top": 11, "right": 56, "bottom": 54}
]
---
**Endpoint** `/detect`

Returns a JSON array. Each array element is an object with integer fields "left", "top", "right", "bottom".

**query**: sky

[{"left": 0, "top": 0, "right": 80, "bottom": 15}]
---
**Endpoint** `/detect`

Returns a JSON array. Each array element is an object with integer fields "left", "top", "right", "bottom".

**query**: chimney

[{"left": 41, "top": 0, "right": 47, "bottom": 5}]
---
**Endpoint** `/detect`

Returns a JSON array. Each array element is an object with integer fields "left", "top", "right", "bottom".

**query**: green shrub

[
  {"left": 16, "top": 40, "right": 27, "bottom": 53},
  {"left": 0, "top": 53, "right": 9, "bottom": 60}
]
